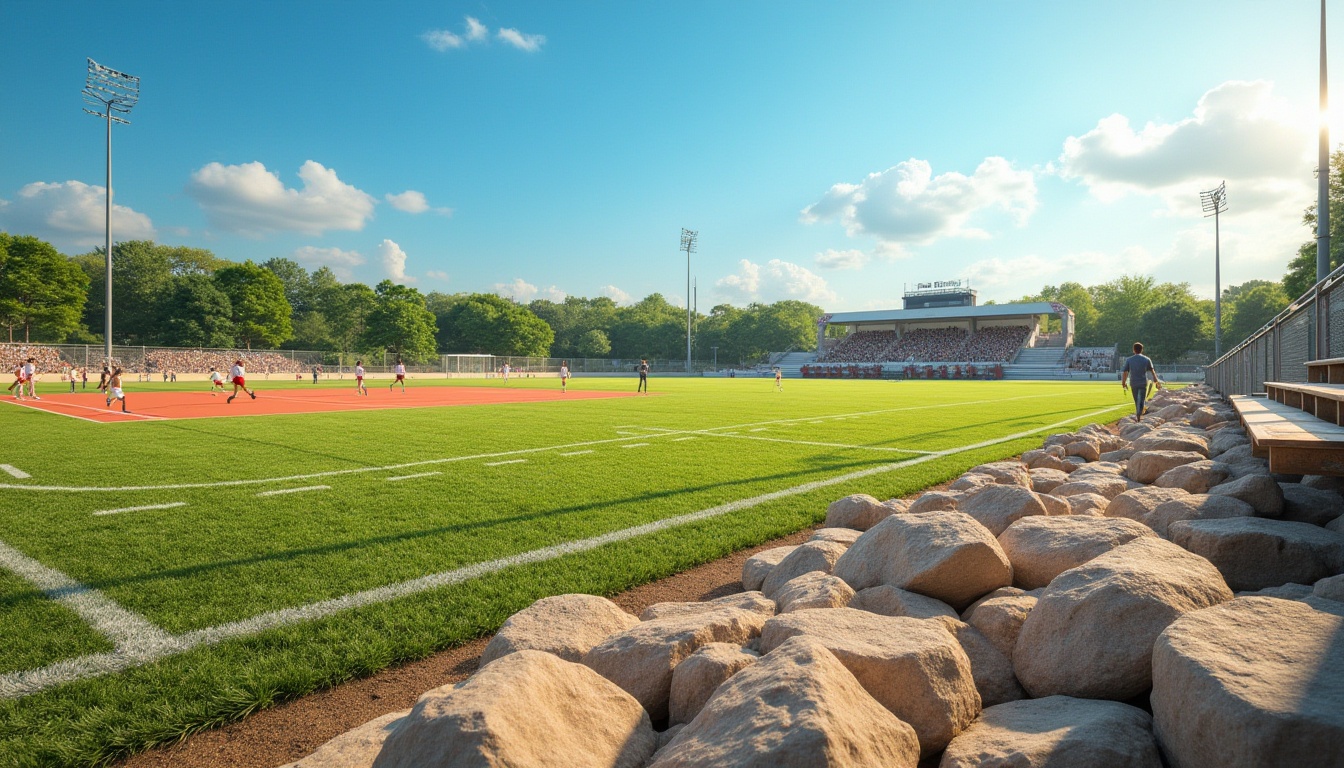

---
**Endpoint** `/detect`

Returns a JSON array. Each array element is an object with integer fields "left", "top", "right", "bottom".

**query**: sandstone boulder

[
  {"left": 1147, "top": 494, "right": 1256, "bottom": 537},
  {"left": 1168, "top": 517, "right": 1344, "bottom": 591},
  {"left": 759, "top": 608, "right": 979, "bottom": 756},
  {"left": 909, "top": 491, "right": 961, "bottom": 514},
  {"left": 283, "top": 710, "right": 409, "bottom": 768},
  {"left": 1100, "top": 448, "right": 1137, "bottom": 463},
  {"left": 847, "top": 584, "right": 958, "bottom": 620},
  {"left": 832, "top": 511, "right": 1012, "bottom": 610},
  {"left": 582, "top": 607, "right": 768, "bottom": 721},
  {"left": 1239, "top": 582, "right": 1314, "bottom": 600},
  {"left": 761, "top": 540, "right": 849, "bottom": 598},
  {"left": 1023, "top": 448, "right": 1075, "bottom": 473},
  {"left": 773, "top": 571, "right": 855, "bottom": 613},
  {"left": 950, "top": 473, "right": 998, "bottom": 491},
  {"left": 1105, "top": 486, "right": 1191, "bottom": 523},
  {"left": 1013, "top": 537, "right": 1233, "bottom": 700},
  {"left": 1036, "top": 492, "right": 1071, "bottom": 516},
  {"left": 1208, "top": 473, "right": 1285, "bottom": 517},
  {"left": 648, "top": 636, "right": 920, "bottom": 768},
  {"left": 998, "top": 516, "right": 1155, "bottom": 590},
  {"left": 668, "top": 643, "right": 759, "bottom": 725},
  {"left": 1153, "top": 460, "right": 1233, "bottom": 494},
  {"left": 481, "top": 594, "right": 639, "bottom": 666},
  {"left": 1190, "top": 406, "right": 1234, "bottom": 429},
  {"left": 1304, "top": 474, "right": 1344, "bottom": 493},
  {"left": 957, "top": 484, "right": 1050, "bottom": 536},
  {"left": 372, "top": 651, "right": 655, "bottom": 768},
  {"left": 1152, "top": 597, "right": 1344, "bottom": 768},
  {"left": 1052, "top": 475, "right": 1130, "bottom": 500},
  {"left": 641, "top": 592, "right": 776, "bottom": 621},
  {"left": 1315, "top": 574, "right": 1344, "bottom": 602},
  {"left": 810, "top": 527, "right": 863, "bottom": 545},
  {"left": 1208, "top": 429, "right": 1250, "bottom": 457},
  {"left": 1064, "top": 492, "right": 1110, "bottom": 516},
  {"left": 1131, "top": 431, "right": 1210, "bottom": 457},
  {"left": 1028, "top": 467, "right": 1071, "bottom": 494},
  {"left": 967, "top": 461, "right": 1032, "bottom": 487},
  {"left": 929, "top": 616, "right": 1027, "bottom": 708},
  {"left": 1126, "top": 450, "right": 1207, "bottom": 484},
  {"left": 824, "top": 493, "right": 896, "bottom": 531},
  {"left": 962, "top": 589, "right": 1037, "bottom": 662},
  {"left": 741, "top": 546, "right": 796, "bottom": 591},
  {"left": 1280, "top": 483, "right": 1344, "bottom": 527},
  {"left": 941, "top": 696, "right": 1162, "bottom": 768}
]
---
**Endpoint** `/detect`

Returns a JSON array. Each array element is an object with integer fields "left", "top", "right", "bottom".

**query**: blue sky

[{"left": 0, "top": 2, "right": 1337, "bottom": 310}]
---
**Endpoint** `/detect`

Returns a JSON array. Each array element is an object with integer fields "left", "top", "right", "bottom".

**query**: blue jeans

[{"left": 1132, "top": 382, "right": 1148, "bottom": 419}]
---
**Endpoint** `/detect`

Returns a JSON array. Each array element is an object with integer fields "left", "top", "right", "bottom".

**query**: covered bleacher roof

[{"left": 825, "top": 302, "right": 1064, "bottom": 325}]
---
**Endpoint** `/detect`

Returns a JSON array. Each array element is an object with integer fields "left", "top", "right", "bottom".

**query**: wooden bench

[
  {"left": 1263, "top": 381, "right": 1344, "bottom": 424},
  {"left": 1229, "top": 394, "right": 1344, "bottom": 475},
  {"left": 1306, "top": 357, "right": 1344, "bottom": 384}
]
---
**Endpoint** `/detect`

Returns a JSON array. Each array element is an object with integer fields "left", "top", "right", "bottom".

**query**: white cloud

[
  {"left": 494, "top": 278, "right": 538, "bottom": 302},
  {"left": 716, "top": 259, "right": 836, "bottom": 304},
  {"left": 802, "top": 157, "right": 1037, "bottom": 253},
  {"left": 465, "top": 16, "right": 488, "bottom": 41},
  {"left": 1058, "top": 80, "right": 1311, "bottom": 211},
  {"left": 384, "top": 190, "right": 451, "bottom": 216},
  {"left": 960, "top": 247, "right": 1162, "bottom": 292},
  {"left": 0, "top": 180, "right": 155, "bottom": 248},
  {"left": 814, "top": 248, "right": 869, "bottom": 270},
  {"left": 600, "top": 284, "right": 632, "bottom": 304},
  {"left": 498, "top": 27, "right": 545, "bottom": 52},
  {"left": 292, "top": 245, "right": 365, "bottom": 281},
  {"left": 423, "top": 29, "right": 464, "bottom": 51},
  {"left": 187, "top": 160, "right": 375, "bottom": 237},
  {"left": 378, "top": 239, "right": 414, "bottom": 283},
  {"left": 425, "top": 269, "right": 450, "bottom": 281}
]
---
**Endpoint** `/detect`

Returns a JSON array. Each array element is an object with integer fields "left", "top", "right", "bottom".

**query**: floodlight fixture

[
  {"left": 681, "top": 228, "right": 698, "bottom": 373},
  {"left": 82, "top": 58, "right": 141, "bottom": 366},
  {"left": 1200, "top": 182, "right": 1228, "bottom": 358}
]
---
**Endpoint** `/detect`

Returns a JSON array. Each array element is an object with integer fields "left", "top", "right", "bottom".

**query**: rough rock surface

[
  {"left": 1152, "top": 597, "right": 1344, "bottom": 768},
  {"left": 668, "top": 643, "right": 759, "bottom": 725},
  {"left": 1238, "top": 582, "right": 1314, "bottom": 600},
  {"left": 962, "top": 589, "right": 1037, "bottom": 662},
  {"left": 773, "top": 571, "right": 855, "bottom": 613},
  {"left": 950, "top": 474, "right": 997, "bottom": 491},
  {"left": 1146, "top": 494, "right": 1255, "bottom": 538},
  {"left": 1126, "top": 450, "right": 1208, "bottom": 484},
  {"left": 847, "top": 584, "right": 958, "bottom": 620},
  {"left": 957, "top": 484, "right": 1050, "bottom": 536},
  {"left": 480, "top": 594, "right": 639, "bottom": 666},
  {"left": 1167, "top": 517, "right": 1344, "bottom": 591},
  {"left": 1279, "top": 483, "right": 1344, "bottom": 527},
  {"left": 1131, "top": 431, "right": 1210, "bottom": 457},
  {"left": 648, "top": 636, "right": 921, "bottom": 768},
  {"left": 824, "top": 494, "right": 896, "bottom": 531},
  {"left": 967, "top": 461, "right": 1032, "bottom": 487},
  {"left": 760, "top": 608, "right": 980, "bottom": 756},
  {"left": 1035, "top": 492, "right": 1070, "bottom": 516},
  {"left": 283, "top": 710, "right": 409, "bottom": 768},
  {"left": 1052, "top": 475, "right": 1130, "bottom": 500},
  {"left": 1013, "top": 537, "right": 1233, "bottom": 700},
  {"left": 1023, "top": 448, "right": 1075, "bottom": 473},
  {"left": 833, "top": 511, "right": 1012, "bottom": 611},
  {"left": 641, "top": 591, "right": 776, "bottom": 621},
  {"left": 582, "top": 607, "right": 768, "bottom": 721},
  {"left": 810, "top": 527, "right": 863, "bottom": 545},
  {"left": 1315, "top": 574, "right": 1344, "bottom": 602},
  {"left": 1063, "top": 492, "right": 1110, "bottom": 516},
  {"left": 1207, "top": 473, "right": 1285, "bottom": 517},
  {"left": 761, "top": 540, "right": 849, "bottom": 598},
  {"left": 1028, "top": 467, "right": 1071, "bottom": 494},
  {"left": 741, "top": 546, "right": 797, "bottom": 591},
  {"left": 940, "top": 696, "right": 1162, "bottom": 768},
  {"left": 998, "top": 516, "right": 1155, "bottom": 590},
  {"left": 909, "top": 491, "right": 961, "bottom": 514},
  {"left": 1105, "top": 486, "right": 1190, "bottom": 523},
  {"left": 930, "top": 616, "right": 1027, "bottom": 708},
  {"left": 371, "top": 650, "right": 655, "bottom": 768},
  {"left": 1153, "top": 460, "right": 1232, "bottom": 494}
]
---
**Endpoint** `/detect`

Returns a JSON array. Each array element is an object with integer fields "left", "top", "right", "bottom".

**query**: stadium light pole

[
  {"left": 1320, "top": 0, "right": 1332, "bottom": 284},
  {"left": 681, "top": 228, "right": 698, "bottom": 374},
  {"left": 82, "top": 58, "right": 140, "bottom": 367},
  {"left": 1200, "top": 181, "right": 1228, "bottom": 358}
]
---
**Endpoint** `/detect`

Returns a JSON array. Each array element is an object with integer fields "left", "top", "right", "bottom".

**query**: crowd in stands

[
  {"left": 961, "top": 326, "right": 1031, "bottom": 362},
  {"left": 0, "top": 345, "right": 63, "bottom": 374},
  {"left": 820, "top": 331, "right": 897, "bottom": 363},
  {"left": 1069, "top": 347, "right": 1115, "bottom": 372},
  {"left": 142, "top": 349, "right": 305, "bottom": 375},
  {"left": 887, "top": 328, "right": 969, "bottom": 363},
  {"left": 819, "top": 325, "right": 1032, "bottom": 364}
]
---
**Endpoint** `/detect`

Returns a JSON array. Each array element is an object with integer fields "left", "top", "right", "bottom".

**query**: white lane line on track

[
  {"left": 0, "top": 403, "right": 1129, "bottom": 700},
  {"left": 484, "top": 459, "right": 527, "bottom": 466},
  {"left": 0, "top": 464, "right": 30, "bottom": 479},
  {"left": 94, "top": 502, "right": 187, "bottom": 516},
  {"left": 0, "top": 390, "right": 1106, "bottom": 493},
  {"left": 257, "top": 485, "right": 330, "bottom": 497},
  {"left": 0, "top": 540, "right": 173, "bottom": 652},
  {"left": 620, "top": 443, "right": 650, "bottom": 449},
  {"left": 558, "top": 450, "right": 594, "bottom": 456},
  {"left": 386, "top": 472, "right": 441, "bottom": 482}
]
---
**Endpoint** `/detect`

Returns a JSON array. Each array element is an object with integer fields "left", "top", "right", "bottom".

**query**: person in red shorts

[
  {"left": 355, "top": 360, "right": 368, "bottom": 396},
  {"left": 227, "top": 359, "right": 257, "bottom": 404},
  {"left": 390, "top": 359, "right": 406, "bottom": 393},
  {"left": 6, "top": 362, "right": 23, "bottom": 400}
]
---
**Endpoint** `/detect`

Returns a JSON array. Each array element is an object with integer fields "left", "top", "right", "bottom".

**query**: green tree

[
  {"left": 0, "top": 234, "right": 89, "bottom": 342},
  {"left": 438, "top": 293, "right": 554, "bottom": 356},
  {"left": 1223, "top": 281, "right": 1290, "bottom": 347},
  {"left": 213, "top": 260, "right": 293, "bottom": 348},
  {"left": 323, "top": 282, "right": 377, "bottom": 360},
  {"left": 361, "top": 281, "right": 439, "bottom": 362},
  {"left": 576, "top": 328, "right": 611, "bottom": 357},
  {"left": 73, "top": 241, "right": 225, "bottom": 344},
  {"left": 1286, "top": 146, "right": 1344, "bottom": 298},
  {"left": 158, "top": 274, "right": 235, "bottom": 347},
  {"left": 1137, "top": 301, "right": 1207, "bottom": 362}
]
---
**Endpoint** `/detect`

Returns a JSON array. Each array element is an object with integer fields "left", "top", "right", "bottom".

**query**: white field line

[
  {"left": 620, "top": 443, "right": 650, "bottom": 449},
  {"left": 0, "top": 390, "right": 1101, "bottom": 493},
  {"left": 699, "top": 432, "right": 937, "bottom": 454},
  {"left": 749, "top": 428, "right": 769, "bottom": 432},
  {"left": 671, "top": 436, "right": 697, "bottom": 442},
  {"left": 0, "top": 399, "right": 108, "bottom": 424},
  {"left": 483, "top": 459, "right": 527, "bottom": 466},
  {"left": 0, "top": 464, "right": 30, "bottom": 479},
  {"left": 1, "top": 398, "right": 168, "bottom": 421},
  {"left": 257, "top": 485, "right": 330, "bottom": 497},
  {"left": 93, "top": 502, "right": 187, "bottom": 517},
  {"left": 386, "top": 472, "right": 441, "bottom": 482},
  {"left": 0, "top": 540, "right": 174, "bottom": 652},
  {"left": 558, "top": 450, "right": 594, "bottom": 456},
  {"left": 0, "top": 403, "right": 1128, "bottom": 700}
]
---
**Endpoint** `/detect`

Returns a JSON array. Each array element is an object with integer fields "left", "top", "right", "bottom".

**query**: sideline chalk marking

[
  {"left": 386, "top": 472, "right": 441, "bottom": 482},
  {"left": 483, "top": 459, "right": 526, "bottom": 466},
  {"left": 0, "top": 464, "right": 30, "bottom": 479},
  {"left": 257, "top": 485, "right": 330, "bottom": 497},
  {"left": 94, "top": 502, "right": 187, "bottom": 517}
]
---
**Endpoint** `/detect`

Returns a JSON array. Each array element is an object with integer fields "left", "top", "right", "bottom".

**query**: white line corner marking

[
  {"left": 0, "top": 464, "right": 30, "bottom": 479},
  {"left": 94, "top": 502, "right": 187, "bottom": 517}
]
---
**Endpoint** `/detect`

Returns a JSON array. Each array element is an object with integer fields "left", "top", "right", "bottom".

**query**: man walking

[
  {"left": 637, "top": 359, "right": 649, "bottom": 394},
  {"left": 1121, "top": 342, "right": 1162, "bottom": 421}
]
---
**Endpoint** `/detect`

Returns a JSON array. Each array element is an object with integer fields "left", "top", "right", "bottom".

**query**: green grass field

[{"left": 0, "top": 376, "right": 1134, "bottom": 767}]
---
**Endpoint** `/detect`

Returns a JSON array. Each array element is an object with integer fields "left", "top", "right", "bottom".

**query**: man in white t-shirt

[
  {"left": 227, "top": 359, "right": 257, "bottom": 404},
  {"left": 21, "top": 358, "right": 38, "bottom": 400},
  {"left": 500, "top": 363, "right": 510, "bottom": 383},
  {"left": 560, "top": 362, "right": 569, "bottom": 393},
  {"left": 209, "top": 367, "right": 226, "bottom": 396},
  {"left": 355, "top": 361, "right": 367, "bottom": 395},
  {"left": 391, "top": 359, "right": 407, "bottom": 393}
]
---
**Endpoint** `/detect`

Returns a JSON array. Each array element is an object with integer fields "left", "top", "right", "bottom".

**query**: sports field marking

[
  {"left": 1, "top": 398, "right": 167, "bottom": 421},
  {"left": 0, "top": 464, "right": 30, "bottom": 479},
  {"left": 702, "top": 432, "right": 937, "bottom": 454},
  {"left": 749, "top": 427, "right": 769, "bottom": 432},
  {"left": 0, "top": 390, "right": 1101, "bottom": 493},
  {"left": 558, "top": 450, "right": 594, "bottom": 456},
  {"left": 386, "top": 472, "right": 441, "bottom": 482},
  {"left": 671, "top": 436, "right": 697, "bottom": 442},
  {"left": 483, "top": 459, "right": 527, "bottom": 466},
  {"left": 256, "top": 485, "right": 330, "bottom": 497},
  {"left": 0, "top": 403, "right": 1129, "bottom": 699},
  {"left": 93, "top": 502, "right": 187, "bottom": 517},
  {"left": 620, "top": 443, "right": 650, "bottom": 449},
  {"left": 614, "top": 430, "right": 642, "bottom": 435}
]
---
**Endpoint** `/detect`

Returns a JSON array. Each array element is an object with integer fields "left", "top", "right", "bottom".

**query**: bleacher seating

[{"left": 821, "top": 325, "right": 1030, "bottom": 364}]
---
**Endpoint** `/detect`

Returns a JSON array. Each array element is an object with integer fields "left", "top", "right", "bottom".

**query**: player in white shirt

[
  {"left": 21, "top": 359, "right": 38, "bottom": 400},
  {"left": 106, "top": 368, "right": 130, "bottom": 413},
  {"left": 208, "top": 367, "right": 226, "bottom": 396},
  {"left": 226, "top": 359, "right": 257, "bottom": 404},
  {"left": 500, "top": 363, "right": 510, "bottom": 383},
  {"left": 560, "top": 362, "right": 569, "bottom": 393},
  {"left": 391, "top": 359, "right": 407, "bottom": 393},
  {"left": 355, "top": 361, "right": 367, "bottom": 395}
]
